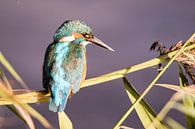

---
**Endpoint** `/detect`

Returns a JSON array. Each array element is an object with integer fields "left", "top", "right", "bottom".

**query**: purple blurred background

[{"left": 1, "top": 0, "right": 195, "bottom": 129}]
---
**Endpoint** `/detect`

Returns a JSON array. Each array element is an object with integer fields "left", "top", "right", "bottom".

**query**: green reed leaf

[
  {"left": 166, "top": 117, "right": 185, "bottom": 129},
  {"left": 123, "top": 77, "right": 167, "bottom": 129},
  {"left": 0, "top": 68, "right": 35, "bottom": 129},
  {"left": 0, "top": 52, "right": 27, "bottom": 89},
  {"left": 58, "top": 112, "right": 73, "bottom": 129},
  {"left": 0, "top": 82, "right": 53, "bottom": 129}
]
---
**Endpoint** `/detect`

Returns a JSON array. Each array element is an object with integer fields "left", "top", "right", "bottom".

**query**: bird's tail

[{"left": 49, "top": 82, "right": 71, "bottom": 112}]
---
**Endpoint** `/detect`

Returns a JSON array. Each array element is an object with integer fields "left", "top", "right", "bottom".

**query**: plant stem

[{"left": 113, "top": 33, "right": 195, "bottom": 129}]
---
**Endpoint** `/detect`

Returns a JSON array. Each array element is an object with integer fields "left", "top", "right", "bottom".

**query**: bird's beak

[{"left": 87, "top": 37, "right": 114, "bottom": 51}]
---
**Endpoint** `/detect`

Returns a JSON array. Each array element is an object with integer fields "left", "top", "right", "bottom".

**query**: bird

[{"left": 42, "top": 20, "right": 114, "bottom": 112}]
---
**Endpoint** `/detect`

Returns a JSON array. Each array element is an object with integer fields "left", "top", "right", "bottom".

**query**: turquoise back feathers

[{"left": 43, "top": 20, "right": 88, "bottom": 112}]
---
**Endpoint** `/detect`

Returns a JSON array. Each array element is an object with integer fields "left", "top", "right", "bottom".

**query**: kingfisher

[{"left": 42, "top": 20, "right": 114, "bottom": 112}]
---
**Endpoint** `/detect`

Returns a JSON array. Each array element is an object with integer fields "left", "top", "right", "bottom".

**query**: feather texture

[{"left": 43, "top": 42, "right": 86, "bottom": 112}]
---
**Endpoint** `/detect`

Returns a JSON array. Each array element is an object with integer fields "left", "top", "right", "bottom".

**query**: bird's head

[{"left": 53, "top": 20, "right": 114, "bottom": 51}]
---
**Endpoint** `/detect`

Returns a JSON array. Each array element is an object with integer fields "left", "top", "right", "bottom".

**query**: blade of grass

[
  {"left": 123, "top": 77, "right": 167, "bottom": 129},
  {"left": 0, "top": 68, "right": 35, "bottom": 129},
  {"left": 0, "top": 82, "right": 53, "bottom": 129},
  {"left": 149, "top": 84, "right": 195, "bottom": 129},
  {"left": 182, "top": 95, "right": 195, "bottom": 129},
  {"left": 7, "top": 106, "right": 35, "bottom": 129},
  {"left": 0, "top": 68, "right": 12, "bottom": 90},
  {"left": 58, "top": 112, "right": 73, "bottom": 129},
  {"left": 178, "top": 63, "right": 195, "bottom": 129},
  {"left": 165, "top": 117, "right": 185, "bottom": 129},
  {"left": 147, "top": 92, "right": 182, "bottom": 129},
  {"left": 173, "top": 103, "right": 195, "bottom": 119},
  {"left": 155, "top": 84, "right": 195, "bottom": 95},
  {"left": 119, "top": 126, "right": 134, "bottom": 129},
  {"left": 113, "top": 33, "right": 195, "bottom": 129},
  {"left": 0, "top": 52, "right": 27, "bottom": 89},
  {"left": 151, "top": 83, "right": 195, "bottom": 128}
]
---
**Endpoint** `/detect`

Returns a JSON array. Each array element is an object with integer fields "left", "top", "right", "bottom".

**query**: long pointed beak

[{"left": 87, "top": 37, "right": 114, "bottom": 51}]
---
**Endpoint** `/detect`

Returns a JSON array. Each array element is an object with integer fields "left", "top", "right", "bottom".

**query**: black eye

[{"left": 83, "top": 33, "right": 93, "bottom": 39}]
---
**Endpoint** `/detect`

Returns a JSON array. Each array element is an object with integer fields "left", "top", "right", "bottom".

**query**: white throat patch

[
  {"left": 59, "top": 35, "right": 75, "bottom": 42},
  {"left": 81, "top": 41, "right": 90, "bottom": 46}
]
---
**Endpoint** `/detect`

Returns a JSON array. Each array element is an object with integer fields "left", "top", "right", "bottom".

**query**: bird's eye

[{"left": 83, "top": 33, "right": 93, "bottom": 39}]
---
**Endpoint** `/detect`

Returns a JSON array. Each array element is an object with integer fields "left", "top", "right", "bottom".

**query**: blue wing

[{"left": 43, "top": 42, "right": 85, "bottom": 112}]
